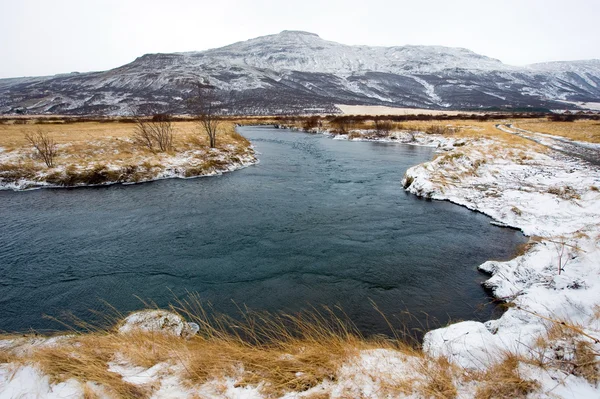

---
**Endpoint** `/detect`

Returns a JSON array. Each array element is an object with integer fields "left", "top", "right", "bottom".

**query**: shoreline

[
  {"left": 1, "top": 123, "right": 599, "bottom": 397},
  {"left": 0, "top": 149, "right": 258, "bottom": 192}
]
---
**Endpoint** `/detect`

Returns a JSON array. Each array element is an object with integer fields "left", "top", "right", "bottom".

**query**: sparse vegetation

[
  {"left": 474, "top": 355, "right": 540, "bottom": 399},
  {"left": 547, "top": 185, "right": 581, "bottom": 200},
  {"left": 189, "top": 82, "right": 223, "bottom": 148},
  {"left": 24, "top": 129, "right": 58, "bottom": 167},
  {"left": 373, "top": 118, "right": 394, "bottom": 136},
  {"left": 132, "top": 113, "right": 174, "bottom": 152},
  {"left": 0, "top": 119, "right": 255, "bottom": 189}
]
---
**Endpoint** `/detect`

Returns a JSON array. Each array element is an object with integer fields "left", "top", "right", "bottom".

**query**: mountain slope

[{"left": 1, "top": 31, "right": 599, "bottom": 115}]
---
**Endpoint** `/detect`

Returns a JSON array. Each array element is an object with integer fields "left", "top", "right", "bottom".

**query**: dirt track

[{"left": 496, "top": 124, "right": 600, "bottom": 166}]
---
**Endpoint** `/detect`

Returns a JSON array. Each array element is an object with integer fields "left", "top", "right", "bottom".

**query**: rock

[{"left": 118, "top": 310, "right": 198, "bottom": 339}]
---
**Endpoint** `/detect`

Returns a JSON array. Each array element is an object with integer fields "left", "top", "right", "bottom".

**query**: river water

[{"left": 0, "top": 126, "right": 526, "bottom": 336}]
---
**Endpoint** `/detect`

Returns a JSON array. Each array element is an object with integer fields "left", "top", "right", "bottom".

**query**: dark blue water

[{"left": 0, "top": 126, "right": 526, "bottom": 336}]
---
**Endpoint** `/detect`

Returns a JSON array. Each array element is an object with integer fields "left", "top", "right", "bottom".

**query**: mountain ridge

[{"left": 1, "top": 30, "right": 599, "bottom": 115}]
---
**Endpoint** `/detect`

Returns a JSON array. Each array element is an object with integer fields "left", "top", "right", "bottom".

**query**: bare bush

[
  {"left": 330, "top": 116, "right": 352, "bottom": 134},
  {"left": 373, "top": 118, "right": 394, "bottom": 136},
  {"left": 188, "top": 82, "right": 222, "bottom": 148},
  {"left": 132, "top": 114, "right": 174, "bottom": 152},
  {"left": 24, "top": 130, "right": 58, "bottom": 167},
  {"left": 302, "top": 116, "right": 321, "bottom": 132}
]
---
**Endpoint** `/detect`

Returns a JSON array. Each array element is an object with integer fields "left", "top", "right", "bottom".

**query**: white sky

[{"left": 2, "top": 0, "right": 599, "bottom": 78}]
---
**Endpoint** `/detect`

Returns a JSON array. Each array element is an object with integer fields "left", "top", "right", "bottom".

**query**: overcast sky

[{"left": 2, "top": 0, "right": 599, "bottom": 78}]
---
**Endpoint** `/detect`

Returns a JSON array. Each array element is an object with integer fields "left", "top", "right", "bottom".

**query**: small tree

[
  {"left": 373, "top": 118, "right": 394, "bottom": 137},
  {"left": 25, "top": 129, "right": 57, "bottom": 167},
  {"left": 188, "top": 82, "right": 222, "bottom": 148},
  {"left": 330, "top": 116, "right": 352, "bottom": 134},
  {"left": 132, "top": 113, "right": 174, "bottom": 152}
]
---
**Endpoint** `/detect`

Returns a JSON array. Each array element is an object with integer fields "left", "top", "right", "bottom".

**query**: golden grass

[
  {"left": 0, "top": 120, "right": 247, "bottom": 152},
  {"left": 419, "top": 356, "right": 459, "bottom": 398},
  {"left": 3, "top": 301, "right": 600, "bottom": 398},
  {"left": 0, "top": 299, "right": 415, "bottom": 398},
  {"left": 514, "top": 119, "right": 600, "bottom": 143},
  {"left": 399, "top": 119, "right": 547, "bottom": 150},
  {"left": 32, "top": 340, "right": 149, "bottom": 398},
  {"left": 473, "top": 354, "right": 540, "bottom": 399},
  {"left": 0, "top": 120, "right": 253, "bottom": 186}
]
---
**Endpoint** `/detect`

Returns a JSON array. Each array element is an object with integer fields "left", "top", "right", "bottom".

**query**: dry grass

[
  {"left": 0, "top": 120, "right": 247, "bottom": 153},
  {"left": 474, "top": 354, "right": 540, "bottom": 399},
  {"left": 32, "top": 340, "right": 149, "bottom": 397},
  {"left": 419, "top": 356, "right": 459, "bottom": 398},
  {"left": 2, "top": 301, "right": 599, "bottom": 398},
  {"left": 0, "top": 120, "right": 253, "bottom": 186},
  {"left": 527, "top": 320, "right": 600, "bottom": 386},
  {"left": 515, "top": 119, "right": 600, "bottom": 143},
  {"left": 400, "top": 119, "right": 547, "bottom": 150},
  {"left": 0, "top": 299, "right": 414, "bottom": 398}
]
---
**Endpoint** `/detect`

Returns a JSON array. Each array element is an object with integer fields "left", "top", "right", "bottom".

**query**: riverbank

[
  {"left": 0, "top": 121, "right": 256, "bottom": 190},
  {"left": 1, "top": 120, "right": 599, "bottom": 398}
]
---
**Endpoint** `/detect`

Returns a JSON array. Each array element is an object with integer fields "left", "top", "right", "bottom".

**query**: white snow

[
  {"left": 403, "top": 130, "right": 600, "bottom": 386},
  {"left": 118, "top": 310, "right": 199, "bottom": 339},
  {"left": 1, "top": 125, "right": 599, "bottom": 398},
  {"left": 0, "top": 365, "right": 83, "bottom": 399},
  {"left": 0, "top": 145, "right": 257, "bottom": 191}
]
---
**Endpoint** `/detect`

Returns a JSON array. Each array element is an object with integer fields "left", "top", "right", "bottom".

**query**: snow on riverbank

[
  {"left": 403, "top": 130, "right": 600, "bottom": 384},
  {"left": 1, "top": 126, "right": 599, "bottom": 398},
  {"left": 0, "top": 144, "right": 257, "bottom": 191}
]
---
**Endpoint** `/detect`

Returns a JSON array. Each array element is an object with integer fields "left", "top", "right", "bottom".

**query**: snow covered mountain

[{"left": 1, "top": 30, "right": 600, "bottom": 115}]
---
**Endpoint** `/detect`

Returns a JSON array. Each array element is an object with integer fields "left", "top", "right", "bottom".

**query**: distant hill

[{"left": 1, "top": 30, "right": 599, "bottom": 115}]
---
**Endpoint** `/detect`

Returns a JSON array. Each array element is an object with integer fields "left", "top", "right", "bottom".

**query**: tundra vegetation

[
  {"left": 1, "top": 112, "right": 599, "bottom": 398},
  {"left": 0, "top": 299, "right": 598, "bottom": 398},
  {"left": 0, "top": 117, "right": 254, "bottom": 189}
]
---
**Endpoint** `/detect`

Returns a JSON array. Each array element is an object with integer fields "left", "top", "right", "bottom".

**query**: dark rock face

[{"left": 1, "top": 31, "right": 599, "bottom": 115}]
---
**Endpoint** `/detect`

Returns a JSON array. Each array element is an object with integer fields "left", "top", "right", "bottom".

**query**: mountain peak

[{"left": 278, "top": 30, "right": 320, "bottom": 38}]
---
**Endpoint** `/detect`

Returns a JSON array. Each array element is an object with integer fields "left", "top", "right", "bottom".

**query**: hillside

[{"left": 1, "top": 31, "right": 600, "bottom": 115}]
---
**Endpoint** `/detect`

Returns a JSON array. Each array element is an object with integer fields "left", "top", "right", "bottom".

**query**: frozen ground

[
  {"left": 0, "top": 144, "right": 257, "bottom": 191},
  {"left": 1, "top": 126, "right": 599, "bottom": 398}
]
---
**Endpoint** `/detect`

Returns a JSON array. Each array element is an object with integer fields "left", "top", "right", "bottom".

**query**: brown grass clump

[
  {"left": 523, "top": 317, "right": 600, "bottom": 386},
  {"left": 420, "top": 357, "right": 459, "bottom": 398},
  {"left": 173, "top": 298, "right": 375, "bottom": 396},
  {"left": 32, "top": 339, "right": 148, "bottom": 398},
  {"left": 547, "top": 185, "right": 581, "bottom": 200},
  {"left": 474, "top": 354, "right": 540, "bottom": 399},
  {"left": 574, "top": 340, "right": 600, "bottom": 384}
]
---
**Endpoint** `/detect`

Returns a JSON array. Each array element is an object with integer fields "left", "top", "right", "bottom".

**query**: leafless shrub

[
  {"left": 132, "top": 114, "right": 174, "bottom": 152},
  {"left": 373, "top": 118, "right": 394, "bottom": 136},
  {"left": 330, "top": 116, "right": 352, "bottom": 134},
  {"left": 188, "top": 82, "right": 222, "bottom": 148},
  {"left": 24, "top": 130, "right": 58, "bottom": 167},
  {"left": 302, "top": 116, "right": 321, "bottom": 132}
]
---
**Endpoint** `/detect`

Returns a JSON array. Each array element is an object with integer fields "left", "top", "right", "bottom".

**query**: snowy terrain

[
  {"left": 1, "top": 125, "right": 599, "bottom": 397},
  {"left": 0, "top": 144, "right": 257, "bottom": 191},
  {"left": 1, "top": 31, "right": 600, "bottom": 115}
]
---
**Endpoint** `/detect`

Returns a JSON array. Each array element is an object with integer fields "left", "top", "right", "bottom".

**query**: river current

[{"left": 0, "top": 126, "right": 526, "bottom": 336}]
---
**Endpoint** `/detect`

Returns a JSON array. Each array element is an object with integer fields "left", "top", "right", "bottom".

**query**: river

[{"left": 0, "top": 126, "right": 526, "bottom": 337}]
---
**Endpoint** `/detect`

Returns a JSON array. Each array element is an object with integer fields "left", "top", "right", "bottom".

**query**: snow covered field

[{"left": 1, "top": 123, "right": 599, "bottom": 398}]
